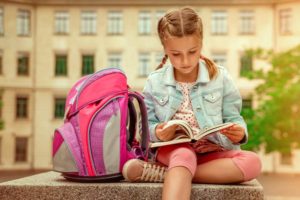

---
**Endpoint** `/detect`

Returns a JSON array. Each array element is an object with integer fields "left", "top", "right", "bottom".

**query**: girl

[{"left": 122, "top": 6, "right": 261, "bottom": 200}]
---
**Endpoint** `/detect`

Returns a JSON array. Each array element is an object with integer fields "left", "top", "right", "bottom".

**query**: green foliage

[
  {"left": 241, "top": 45, "right": 300, "bottom": 154},
  {"left": 0, "top": 119, "right": 3, "bottom": 130}
]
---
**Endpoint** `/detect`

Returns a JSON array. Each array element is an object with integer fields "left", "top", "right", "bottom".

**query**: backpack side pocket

[{"left": 53, "top": 122, "right": 85, "bottom": 176}]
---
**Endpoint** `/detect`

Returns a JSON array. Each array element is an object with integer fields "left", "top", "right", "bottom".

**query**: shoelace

[{"left": 140, "top": 163, "right": 166, "bottom": 182}]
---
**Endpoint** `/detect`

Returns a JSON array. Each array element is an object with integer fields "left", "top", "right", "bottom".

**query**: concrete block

[{"left": 0, "top": 171, "right": 264, "bottom": 200}]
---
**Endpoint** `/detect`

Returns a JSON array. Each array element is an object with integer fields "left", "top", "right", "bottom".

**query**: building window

[
  {"left": 240, "top": 11, "right": 255, "bottom": 34},
  {"left": 0, "top": 95, "right": 3, "bottom": 130},
  {"left": 107, "top": 11, "right": 123, "bottom": 35},
  {"left": 212, "top": 53, "right": 227, "bottom": 67},
  {"left": 0, "top": 7, "right": 4, "bottom": 35},
  {"left": 242, "top": 98, "right": 252, "bottom": 110},
  {"left": 281, "top": 152, "right": 292, "bottom": 165},
  {"left": 139, "top": 11, "right": 151, "bottom": 35},
  {"left": 240, "top": 52, "right": 253, "bottom": 77},
  {"left": 279, "top": 9, "right": 292, "bottom": 34},
  {"left": 155, "top": 52, "right": 163, "bottom": 66},
  {"left": 54, "top": 98, "right": 66, "bottom": 119},
  {"left": 82, "top": 55, "right": 94, "bottom": 75},
  {"left": 0, "top": 50, "right": 2, "bottom": 75},
  {"left": 16, "top": 96, "right": 28, "bottom": 119},
  {"left": 0, "top": 95, "right": 2, "bottom": 119},
  {"left": 54, "top": 11, "right": 69, "bottom": 34},
  {"left": 15, "top": 137, "right": 28, "bottom": 163},
  {"left": 17, "top": 53, "right": 29, "bottom": 76},
  {"left": 211, "top": 11, "right": 227, "bottom": 35},
  {"left": 55, "top": 55, "right": 67, "bottom": 76},
  {"left": 108, "top": 53, "right": 122, "bottom": 68},
  {"left": 138, "top": 53, "right": 151, "bottom": 77},
  {"left": 0, "top": 137, "right": 2, "bottom": 164},
  {"left": 81, "top": 11, "right": 97, "bottom": 35},
  {"left": 17, "top": 10, "right": 30, "bottom": 36}
]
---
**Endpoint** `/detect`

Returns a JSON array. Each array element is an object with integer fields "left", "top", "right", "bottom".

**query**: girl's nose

[{"left": 183, "top": 56, "right": 190, "bottom": 67}]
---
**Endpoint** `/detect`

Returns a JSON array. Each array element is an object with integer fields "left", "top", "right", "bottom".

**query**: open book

[{"left": 150, "top": 120, "right": 234, "bottom": 148}]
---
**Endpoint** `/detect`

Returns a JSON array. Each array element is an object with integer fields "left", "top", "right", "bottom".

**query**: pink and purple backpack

[{"left": 52, "top": 68, "right": 149, "bottom": 182}]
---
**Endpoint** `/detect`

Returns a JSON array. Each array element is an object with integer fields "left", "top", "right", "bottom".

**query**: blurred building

[{"left": 0, "top": 0, "right": 299, "bottom": 172}]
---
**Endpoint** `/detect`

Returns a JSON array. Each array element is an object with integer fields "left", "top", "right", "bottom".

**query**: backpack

[{"left": 52, "top": 68, "right": 149, "bottom": 182}]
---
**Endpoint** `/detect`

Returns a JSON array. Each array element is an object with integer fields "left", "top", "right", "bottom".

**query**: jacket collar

[{"left": 163, "top": 60, "right": 210, "bottom": 86}]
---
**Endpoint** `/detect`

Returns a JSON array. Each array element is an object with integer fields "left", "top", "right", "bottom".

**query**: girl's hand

[
  {"left": 220, "top": 124, "right": 245, "bottom": 144},
  {"left": 155, "top": 123, "right": 179, "bottom": 142},
  {"left": 192, "top": 139, "right": 225, "bottom": 153}
]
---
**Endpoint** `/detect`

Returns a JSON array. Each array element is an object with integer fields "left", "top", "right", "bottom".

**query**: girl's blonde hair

[{"left": 157, "top": 6, "right": 218, "bottom": 80}]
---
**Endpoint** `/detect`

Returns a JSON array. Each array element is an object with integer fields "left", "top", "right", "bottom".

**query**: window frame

[
  {"left": 107, "top": 11, "right": 123, "bottom": 35},
  {"left": 0, "top": 50, "right": 3, "bottom": 75},
  {"left": 240, "top": 52, "right": 253, "bottom": 77},
  {"left": 54, "top": 97, "right": 66, "bottom": 119},
  {"left": 0, "top": 7, "right": 4, "bottom": 36},
  {"left": 138, "top": 11, "right": 151, "bottom": 35},
  {"left": 17, "top": 9, "right": 31, "bottom": 36},
  {"left": 17, "top": 52, "right": 30, "bottom": 76},
  {"left": 107, "top": 52, "right": 122, "bottom": 68},
  {"left": 14, "top": 137, "right": 28, "bottom": 163},
  {"left": 55, "top": 54, "right": 68, "bottom": 76},
  {"left": 138, "top": 52, "right": 151, "bottom": 77},
  {"left": 54, "top": 11, "right": 69, "bottom": 35},
  {"left": 211, "top": 10, "right": 228, "bottom": 35},
  {"left": 81, "top": 11, "right": 97, "bottom": 35},
  {"left": 16, "top": 96, "right": 28, "bottom": 119},
  {"left": 81, "top": 54, "right": 95, "bottom": 75},
  {"left": 239, "top": 10, "right": 255, "bottom": 35},
  {"left": 211, "top": 52, "right": 227, "bottom": 68},
  {"left": 279, "top": 8, "right": 292, "bottom": 35}
]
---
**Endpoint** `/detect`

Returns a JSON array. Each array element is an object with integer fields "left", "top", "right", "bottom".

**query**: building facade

[{"left": 0, "top": 0, "right": 299, "bottom": 172}]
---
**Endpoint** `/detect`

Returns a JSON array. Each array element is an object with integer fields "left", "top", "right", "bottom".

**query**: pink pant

[{"left": 156, "top": 143, "right": 262, "bottom": 182}]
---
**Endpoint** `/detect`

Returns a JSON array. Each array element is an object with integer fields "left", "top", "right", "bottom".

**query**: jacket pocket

[
  {"left": 202, "top": 91, "right": 222, "bottom": 116},
  {"left": 152, "top": 94, "right": 169, "bottom": 121},
  {"left": 153, "top": 95, "right": 169, "bottom": 106}
]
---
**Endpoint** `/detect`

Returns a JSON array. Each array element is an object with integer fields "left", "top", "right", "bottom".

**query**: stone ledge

[{"left": 0, "top": 171, "right": 263, "bottom": 200}]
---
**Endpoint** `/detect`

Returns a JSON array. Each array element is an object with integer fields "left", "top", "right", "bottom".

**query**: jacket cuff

[{"left": 149, "top": 123, "right": 160, "bottom": 142}]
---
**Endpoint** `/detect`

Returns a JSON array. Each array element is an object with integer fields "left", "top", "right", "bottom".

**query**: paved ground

[
  {"left": 1, "top": 171, "right": 300, "bottom": 199},
  {"left": 257, "top": 173, "right": 300, "bottom": 199}
]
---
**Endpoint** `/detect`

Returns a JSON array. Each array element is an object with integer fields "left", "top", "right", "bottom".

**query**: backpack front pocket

[{"left": 88, "top": 97, "right": 123, "bottom": 176}]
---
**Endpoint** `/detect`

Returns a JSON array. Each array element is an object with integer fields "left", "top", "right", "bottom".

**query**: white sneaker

[{"left": 122, "top": 159, "right": 166, "bottom": 182}]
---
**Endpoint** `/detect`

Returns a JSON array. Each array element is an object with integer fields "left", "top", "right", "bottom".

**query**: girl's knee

[
  {"left": 237, "top": 151, "right": 262, "bottom": 181},
  {"left": 169, "top": 147, "right": 197, "bottom": 175},
  {"left": 172, "top": 147, "right": 197, "bottom": 163},
  {"left": 248, "top": 152, "right": 262, "bottom": 176}
]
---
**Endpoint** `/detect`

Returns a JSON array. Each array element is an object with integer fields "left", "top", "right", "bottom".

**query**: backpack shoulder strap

[{"left": 128, "top": 91, "right": 149, "bottom": 160}]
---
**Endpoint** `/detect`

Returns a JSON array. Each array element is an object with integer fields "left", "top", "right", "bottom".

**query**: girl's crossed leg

[{"left": 156, "top": 143, "right": 262, "bottom": 200}]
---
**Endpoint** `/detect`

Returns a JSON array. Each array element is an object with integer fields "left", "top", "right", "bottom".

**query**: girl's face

[{"left": 164, "top": 35, "right": 202, "bottom": 77}]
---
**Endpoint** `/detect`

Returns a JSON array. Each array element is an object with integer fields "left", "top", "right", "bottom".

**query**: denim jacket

[{"left": 142, "top": 60, "right": 248, "bottom": 150}]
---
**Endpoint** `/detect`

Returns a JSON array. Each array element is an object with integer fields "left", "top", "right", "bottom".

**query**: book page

[
  {"left": 150, "top": 138, "right": 192, "bottom": 148},
  {"left": 194, "top": 122, "right": 234, "bottom": 141},
  {"left": 163, "top": 120, "right": 193, "bottom": 138}
]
